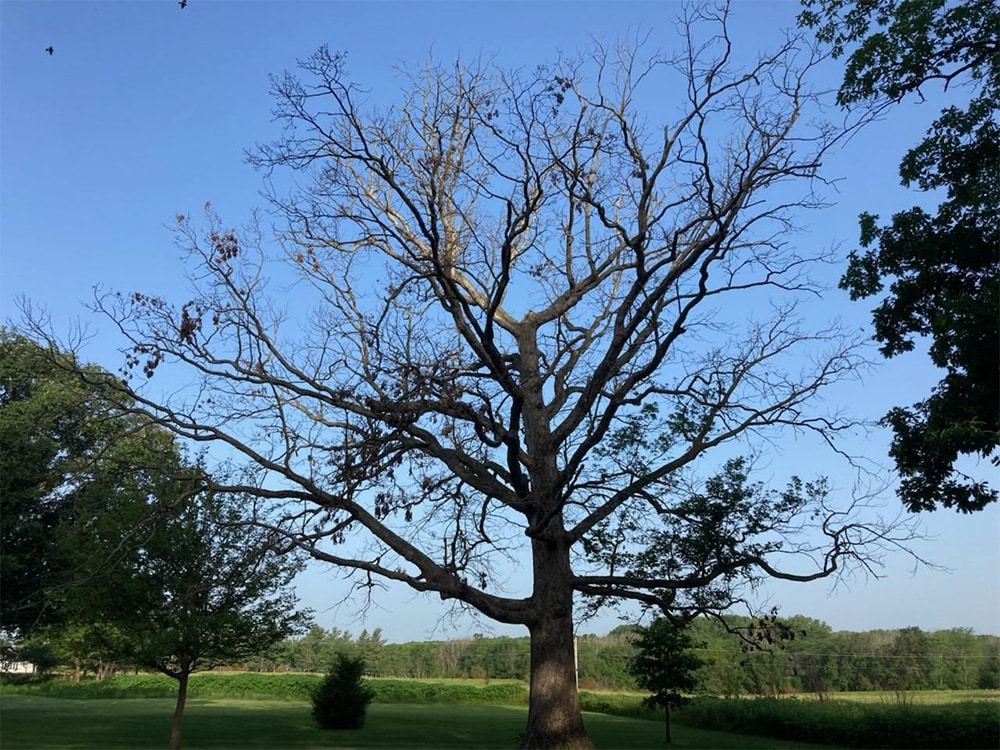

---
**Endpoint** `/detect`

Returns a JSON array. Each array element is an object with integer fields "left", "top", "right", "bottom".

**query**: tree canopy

[
  {"left": 799, "top": 0, "right": 1000, "bottom": 512},
  {"left": 629, "top": 618, "right": 703, "bottom": 744},
  {"left": 46, "top": 7, "right": 927, "bottom": 747},
  {"left": 1, "top": 330, "right": 309, "bottom": 748},
  {"left": 0, "top": 329, "right": 186, "bottom": 636},
  {"left": 63, "top": 489, "right": 309, "bottom": 750}
]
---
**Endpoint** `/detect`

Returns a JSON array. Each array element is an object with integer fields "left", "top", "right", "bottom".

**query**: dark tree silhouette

[
  {"left": 629, "top": 618, "right": 703, "bottom": 744},
  {"left": 58, "top": 7, "right": 924, "bottom": 747},
  {"left": 800, "top": 0, "right": 999, "bottom": 513}
]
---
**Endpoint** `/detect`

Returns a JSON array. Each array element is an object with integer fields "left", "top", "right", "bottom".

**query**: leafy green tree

[
  {"left": 926, "top": 628, "right": 980, "bottom": 690},
  {"left": 977, "top": 637, "right": 1000, "bottom": 689},
  {"left": 799, "top": 0, "right": 1000, "bottom": 512},
  {"left": 13, "top": 638, "right": 61, "bottom": 676},
  {"left": 885, "top": 626, "right": 932, "bottom": 692},
  {"left": 285, "top": 625, "right": 335, "bottom": 671},
  {"left": 356, "top": 628, "right": 386, "bottom": 674},
  {"left": 629, "top": 618, "right": 703, "bottom": 744},
  {"left": 66, "top": 490, "right": 310, "bottom": 750},
  {"left": 402, "top": 641, "right": 438, "bottom": 680},
  {"left": 0, "top": 330, "right": 183, "bottom": 636},
  {"left": 282, "top": 625, "right": 368, "bottom": 672},
  {"left": 32, "top": 621, "right": 131, "bottom": 681},
  {"left": 783, "top": 616, "right": 835, "bottom": 696},
  {"left": 577, "top": 634, "right": 636, "bottom": 691}
]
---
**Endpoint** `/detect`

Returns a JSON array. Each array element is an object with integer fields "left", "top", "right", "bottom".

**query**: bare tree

[{"left": 81, "top": 6, "right": 918, "bottom": 747}]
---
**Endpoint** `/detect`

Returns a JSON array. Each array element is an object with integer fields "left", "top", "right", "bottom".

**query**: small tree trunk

[
  {"left": 665, "top": 704, "right": 671, "bottom": 745},
  {"left": 170, "top": 671, "right": 190, "bottom": 750},
  {"left": 520, "top": 532, "right": 593, "bottom": 749}
]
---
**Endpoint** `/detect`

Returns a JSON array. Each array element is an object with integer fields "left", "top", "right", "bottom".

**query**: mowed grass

[{"left": 0, "top": 695, "right": 837, "bottom": 749}]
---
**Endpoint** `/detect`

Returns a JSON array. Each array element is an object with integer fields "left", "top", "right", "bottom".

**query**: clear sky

[{"left": 2, "top": 0, "right": 997, "bottom": 643}]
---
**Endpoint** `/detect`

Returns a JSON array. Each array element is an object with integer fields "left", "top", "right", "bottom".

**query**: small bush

[{"left": 311, "top": 654, "right": 374, "bottom": 730}]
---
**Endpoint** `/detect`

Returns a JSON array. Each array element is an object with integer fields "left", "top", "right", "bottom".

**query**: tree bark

[
  {"left": 170, "top": 671, "right": 189, "bottom": 750},
  {"left": 665, "top": 704, "right": 671, "bottom": 745},
  {"left": 520, "top": 535, "right": 593, "bottom": 749}
]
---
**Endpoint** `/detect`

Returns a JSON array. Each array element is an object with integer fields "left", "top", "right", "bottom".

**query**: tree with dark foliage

[
  {"left": 629, "top": 618, "right": 703, "bottom": 744},
  {"left": 0, "top": 330, "right": 182, "bottom": 637},
  {"left": 312, "top": 653, "right": 375, "bottom": 730},
  {"left": 800, "top": 0, "right": 999, "bottom": 513},
  {"left": 64, "top": 489, "right": 309, "bottom": 750}
]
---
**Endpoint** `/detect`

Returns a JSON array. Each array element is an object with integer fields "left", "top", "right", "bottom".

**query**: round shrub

[{"left": 311, "top": 654, "right": 374, "bottom": 730}]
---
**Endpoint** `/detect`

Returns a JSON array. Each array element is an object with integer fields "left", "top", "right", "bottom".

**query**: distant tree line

[
  {"left": 256, "top": 615, "right": 999, "bottom": 695},
  {"left": 685, "top": 616, "right": 1000, "bottom": 696},
  {"left": 9, "top": 613, "right": 998, "bottom": 696}
]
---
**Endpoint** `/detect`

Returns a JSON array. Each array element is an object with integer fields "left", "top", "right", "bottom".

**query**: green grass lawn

[{"left": 0, "top": 695, "right": 837, "bottom": 749}]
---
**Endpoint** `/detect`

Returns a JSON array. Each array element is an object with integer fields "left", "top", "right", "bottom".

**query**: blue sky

[{"left": 2, "top": 0, "right": 997, "bottom": 643}]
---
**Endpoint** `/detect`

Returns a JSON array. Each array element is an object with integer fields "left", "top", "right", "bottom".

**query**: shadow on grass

[{"left": 0, "top": 695, "right": 838, "bottom": 749}]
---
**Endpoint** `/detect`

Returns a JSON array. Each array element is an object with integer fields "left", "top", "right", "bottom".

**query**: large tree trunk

[
  {"left": 520, "top": 534, "right": 593, "bottom": 750},
  {"left": 170, "top": 671, "right": 189, "bottom": 750}
]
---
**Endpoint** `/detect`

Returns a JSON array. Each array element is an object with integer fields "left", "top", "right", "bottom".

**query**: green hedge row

[
  {"left": 578, "top": 691, "right": 655, "bottom": 720},
  {"left": 3, "top": 674, "right": 648, "bottom": 714},
  {"left": 0, "top": 673, "right": 530, "bottom": 705},
  {"left": 675, "top": 696, "right": 1000, "bottom": 750},
  {"left": 0, "top": 672, "right": 317, "bottom": 700},
  {"left": 370, "top": 679, "right": 527, "bottom": 705},
  {"left": 1, "top": 675, "right": 648, "bottom": 717}
]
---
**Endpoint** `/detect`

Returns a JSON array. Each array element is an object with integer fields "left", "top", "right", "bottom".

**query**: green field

[
  {"left": 3, "top": 675, "right": 997, "bottom": 749},
  {"left": 0, "top": 695, "right": 833, "bottom": 749},
  {"left": 823, "top": 689, "right": 1000, "bottom": 704}
]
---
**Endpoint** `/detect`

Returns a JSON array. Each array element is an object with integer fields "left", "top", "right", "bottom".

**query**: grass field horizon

[{"left": 3, "top": 673, "right": 998, "bottom": 748}]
